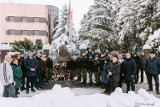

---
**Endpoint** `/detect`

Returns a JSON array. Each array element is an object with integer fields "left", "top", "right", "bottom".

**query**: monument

[{"left": 58, "top": 45, "right": 71, "bottom": 62}]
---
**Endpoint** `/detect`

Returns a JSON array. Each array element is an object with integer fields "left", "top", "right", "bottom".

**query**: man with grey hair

[
  {"left": 123, "top": 53, "right": 137, "bottom": 92},
  {"left": 0, "top": 55, "right": 16, "bottom": 98}
]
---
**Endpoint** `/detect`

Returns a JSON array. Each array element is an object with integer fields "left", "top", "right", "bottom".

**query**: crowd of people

[{"left": 0, "top": 48, "right": 160, "bottom": 98}]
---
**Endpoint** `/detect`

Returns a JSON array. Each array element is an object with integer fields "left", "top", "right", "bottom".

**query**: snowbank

[
  {"left": 0, "top": 84, "right": 160, "bottom": 107},
  {"left": 0, "top": 44, "right": 12, "bottom": 50}
]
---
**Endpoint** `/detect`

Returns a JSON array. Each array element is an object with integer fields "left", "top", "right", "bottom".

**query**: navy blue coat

[
  {"left": 24, "top": 57, "right": 38, "bottom": 77},
  {"left": 100, "top": 63, "right": 110, "bottom": 84},
  {"left": 145, "top": 57, "right": 160, "bottom": 75},
  {"left": 123, "top": 58, "right": 137, "bottom": 80}
]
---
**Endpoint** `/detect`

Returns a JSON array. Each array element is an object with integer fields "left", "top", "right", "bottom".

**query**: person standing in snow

[
  {"left": 109, "top": 57, "right": 121, "bottom": 92},
  {"left": 67, "top": 57, "right": 77, "bottom": 80},
  {"left": 46, "top": 56, "right": 53, "bottom": 81},
  {"left": 139, "top": 51, "right": 146, "bottom": 83},
  {"left": 123, "top": 53, "right": 137, "bottom": 92},
  {"left": 35, "top": 52, "right": 43, "bottom": 89},
  {"left": 133, "top": 53, "right": 141, "bottom": 84},
  {"left": 80, "top": 53, "right": 88, "bottom": 84},
  {"left": 118, "top": 53, "right": 125, "bottom": 88},
  {"left": 19, "top": 54, "right": 26, "bottom": 91},
  {"left": 11, "top": 58, "right": 22, "bottom": 96},
  {"left": 76, "top": 56, "right": 82, "bottom": 81},
  {"left": 145, "top": 51, "right": 160, "bottom": 95},
  {"left": 87, "top": 56, "right": 94, "bottom": 85},
  {"left": 93, "top": 57, "right": 100, "bottom": 86},
  {"left": 0, "top": 55, "right": 16, "bottom": 98},
  {"left": 100, "top": 58, "right": 111, "bottom": 94},
  {"left": 41, "top": 54, "right": 48, "bottom": 83},
  {"left": 24, "top": 51, "right": 38, "bottom": 94}
]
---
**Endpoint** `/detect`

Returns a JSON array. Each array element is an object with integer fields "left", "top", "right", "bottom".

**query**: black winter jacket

[
  {"left": 145, "top": 57, "right": 160, "bottom": 75},
  {"left": 123, "top": 58, "right": 137, "bottom": 80}
]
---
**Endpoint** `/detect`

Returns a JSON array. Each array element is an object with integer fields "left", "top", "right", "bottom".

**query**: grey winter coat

[{"left": 109, "top": 62, "right": 121, "bottom": 82}]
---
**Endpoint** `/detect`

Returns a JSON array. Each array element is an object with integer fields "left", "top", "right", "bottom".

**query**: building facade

[{"left": 0, "top": 3, "right": 59, "bottom": 44}]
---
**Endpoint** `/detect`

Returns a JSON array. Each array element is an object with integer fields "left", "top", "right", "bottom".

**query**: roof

[
  {"left": 143, "top": 44, "right": 151, "bottom": 50},
  {"left": 0, "top": 44, "right": 12, "bottom": 50}
]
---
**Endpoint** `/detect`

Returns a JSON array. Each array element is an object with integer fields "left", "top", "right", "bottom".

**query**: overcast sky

[{"left": 0, "top": 0, "right": 94, "bottom": 30}]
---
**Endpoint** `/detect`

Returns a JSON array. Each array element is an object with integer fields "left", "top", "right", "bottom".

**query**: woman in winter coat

[
  {"left": 109, "top": 57, "right": 121, "bottom": 92},
  {"left": 11, "top": 58, "right": 22, "bottom": 95},
  {"left": 100, "top": 58, "right": 111, "bottom": 94}
]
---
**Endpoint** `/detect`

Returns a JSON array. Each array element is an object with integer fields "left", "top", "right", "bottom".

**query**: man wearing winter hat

[
  {"left": 145, "top": 50, "right": 160, "bottom": 95},
  {"left": 0, "top": 55, "right": 16, "bottom": 98}
]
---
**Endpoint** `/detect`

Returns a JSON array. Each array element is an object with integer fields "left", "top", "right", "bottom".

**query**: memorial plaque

[{"left": 58, "top": 45, "right": 71, "bottom": 62}]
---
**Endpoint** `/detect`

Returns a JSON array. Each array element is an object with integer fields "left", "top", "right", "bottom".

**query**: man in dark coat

[
  {"left": 76, "top": 56, "right": 82, "bottom": 81},
  {"left": 140, "top": 51, "right": 146, "bottom": 83},
  {"left": 35, "top": 53, "right": 43, "bottom": 89},
  {"left": 118, "top": 53, "right": 125, "bottom": 88},
  {"left": 93, "top": 57, "right": 100, "bottom": 86},
  {"left": 133, "top": 53, "right": 141, "bottom": 83},
  {"left": 24, "top": 51, "right": 38, "bottom": 94},
  {"left": 19, "top": 54, "right": 26, "bottom": 91},
  {"left": 80, "top": 53, "right": 88, "bottom": 84},
  {"left": 46, "top": 56, "right": 53, "bottom": 80},
  {"left": 145, "top": 51, "right": 160, "bottom": 95},
  {"left": 87, "top": 56, "right": 94, "bottom": 85},
  {"left": 67, "top": 57, "right": 76, "bottom": 80},
  {"left": 123, "top": 53, "right": 137, "bottom": 92}
]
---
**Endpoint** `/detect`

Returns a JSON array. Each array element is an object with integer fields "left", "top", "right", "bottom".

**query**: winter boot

[{"left": 77, "top": 77, "right": 81, "bottom": 81}]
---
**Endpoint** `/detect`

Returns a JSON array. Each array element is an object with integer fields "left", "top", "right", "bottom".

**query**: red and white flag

[{"left": 68, "top": 0, "right": 72, "bottom": 44}]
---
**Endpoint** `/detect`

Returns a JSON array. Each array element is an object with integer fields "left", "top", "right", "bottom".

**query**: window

[
  {"left": 21, "top": 17, "right": 28, "bottom": 22},
  {"left": 34, "top": 30, "right": 39, "bottom": 35},
  {"left": 9, "top": 30, "right": 15, "bottom": 35},
  {"left": 21, "top": 30, "right": 28, "bottom": 35},
  {"left": 9, "top": 16, "right": 15, "bottom": 22},
  {"left": 33, "top": 17, "right": 39, "bottom": 22}
]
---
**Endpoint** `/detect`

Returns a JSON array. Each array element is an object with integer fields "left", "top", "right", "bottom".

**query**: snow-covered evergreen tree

[
  {"left": 79, "top": 8, "right": 93, "bottom": 36},
  {"left": 79, "top": 0, "right": 113, "bottom": 47},
  {"left": 52, "top": 5, "right": 77, "bottom": 49},
  {"left": 115, "top": 0, "right": 160, "bottom": 50},
  {"left": 79, "top": 0, "right": 160, "bottom": 50}
]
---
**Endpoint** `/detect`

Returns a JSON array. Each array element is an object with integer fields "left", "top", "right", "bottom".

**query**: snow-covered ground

[{"left": 0, "top": 83, "right": 160, "bottom": 107}]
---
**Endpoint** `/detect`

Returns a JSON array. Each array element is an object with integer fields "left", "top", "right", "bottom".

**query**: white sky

[{"left": 0, "top": 0, "right": 94, "bottom": 30}]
